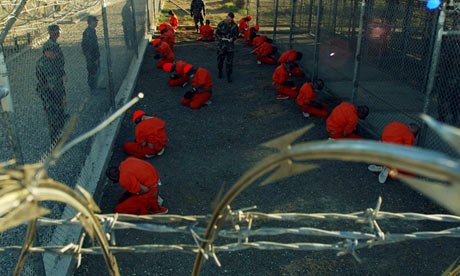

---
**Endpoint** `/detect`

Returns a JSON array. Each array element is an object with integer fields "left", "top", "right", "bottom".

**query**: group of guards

[{"left": 36, "top": 3, "right": 421, "bottom": 216}]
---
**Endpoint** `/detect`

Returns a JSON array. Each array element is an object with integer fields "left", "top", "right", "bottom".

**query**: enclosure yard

[{"left": 75, "top": 3, "right": 459, "bottom": 273}]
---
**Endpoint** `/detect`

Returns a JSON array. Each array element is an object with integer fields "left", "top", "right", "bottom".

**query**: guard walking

[{"left": 216, "top": 12, "right": 239, "bottom": 83}]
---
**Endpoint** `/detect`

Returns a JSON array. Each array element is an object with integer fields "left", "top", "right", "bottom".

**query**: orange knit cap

[
  {"left": 183, "top": 64, "right": 194, "bottom": 74},
  {"left": 163, "top": 63, "right": 173, "bottom": 73},
  {"left": 132, "top": 110, "right": 145, "bottom": 123},
  {"left": 247, "top": 15, "right": 252, "bottom": 21},
  {"left": 152, "top": 39, "right": 161, "bottom": 46},
  {"left": 253, "top": 25, "right": 260, "bottom": 31}
]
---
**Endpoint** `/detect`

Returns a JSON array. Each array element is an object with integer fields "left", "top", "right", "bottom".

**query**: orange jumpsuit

[
  {"left": 382, "top": 121, "right": 415, "bottom": 146},
  {"left": 160, "top": 30, "right": 175, "bottom": 50},
  {"left": 254, "top": 42, "right": 276, "bottom": 65},
  {"left": 169, "top": 15, "right": 179, "bottom": 30},
  {"left": 123, "top": 117, "right": 168, "bottom": 158},
  {"left": 115, "top": 157, "right": 164, "bottom": 215},
  {"left": 252, "top": 35, "right": 268, "bottom": 48},
  {"left": 296, "top": 82, "right": 329, "bottom": 118},
  {"left": 198, "top": 25, "right": 215, "bottom": 41},
  {"left": 181, "top": 67, "right": 212, "bottom": 109},
  {"left": 326, "top": 102, "right": 361, "bottom": 139},
  {"left": 168, "top": 60, "right": 191, "bottom": 87},
  {"left": 238, "top": 18, "right": 249, "bottom": 34},
  {"left": 244, "top": 27, "right": 257, "bottom": 45},
  {"left": 381, "top": 121, "right": 416, "bottom": 177},
  {"left": 278, "top": 50, "right": 305, "bottom": 77},
  {"left": 155, "top": 41, "right": 174, "bottom": 69},
  {"left": 272, "top": 64, "right": 298, "bottom": 99}
]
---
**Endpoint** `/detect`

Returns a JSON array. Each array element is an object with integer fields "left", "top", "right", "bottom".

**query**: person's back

[
  {"left": 192, "top": 67, "right": 212, "bottom": 91},
  {"left": 278, "top": 49, "right": 298, "bottom": 64},
  {"left": 135, "top": 117, "right": 167, "bottom": 146},
  {"left": 381, "top": 121, "right": 416, "bottom": 146},
  {"left": 326, "top": 102, "right": 357, "bottom": 134},
  {"left": 119, "top": 157, "right": 159, "bottom": 192}
]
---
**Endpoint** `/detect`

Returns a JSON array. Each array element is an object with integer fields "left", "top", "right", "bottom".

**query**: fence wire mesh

[
  {"left": 245, "top": 0, "right": 459, "bottom": 156},
  {"left": 0, "top": 0, "right": 156, "bottom": 274}
]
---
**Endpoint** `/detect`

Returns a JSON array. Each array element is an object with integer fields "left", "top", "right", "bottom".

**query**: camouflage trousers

[
  {"left": 217, "top": 47, "right": 234, "bottom": 76},
  {"left": 37, "top": 86, "right": 67, "bottom": 143},
  {"left": 86, "top": 58, "right": 100, "bottom": 90}
]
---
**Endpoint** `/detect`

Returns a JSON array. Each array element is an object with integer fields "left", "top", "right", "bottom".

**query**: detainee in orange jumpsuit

[
  {"left": 368, "top": 121, "right": 419, "bottom": 183},
  {"left": 197, "top": 20, "right": 215, "bottom": 41},
  {"left": 238, "top": 15, "right": 252, "bottom": 35},
  {"left": 107, "top": 157, "right": 168, "bottom": 215},
  {"left": 163, "top": 61, "right": 192, "bottom": 87},
  {"left": 278, "top": 49, "right": 305, "bottom": 77},
  {"left": 326, "top": 102, "right": 369, "bottom": 139},
  {"left": 181, "top": 66, "right": 213, "bottom": 109},
  {"left": 253, "top": 42, "right": 277, "bottom": 65},
  {"left": 159, "top": 23, "right": 175, "bottom": 49},
  {"left": 252, "top": 35, "right": 269, "bottom": 48},
  {"left": 244, "top": 25, "right": 259, "bottom": 45},
  {"left": 168, "top": 10, "right": 179, "bottom": 30},
  {"left": 296, "top": 79, "right": 329, "bottom": 118},
  {"left": 152, "top": 39, "right": 174, "bottom": 69},
  {"left": 272, "top": 63, "right": 299, "bottom": 100},
  {"left": 123, "top": 110, "right": 168, "bottom": 158}
]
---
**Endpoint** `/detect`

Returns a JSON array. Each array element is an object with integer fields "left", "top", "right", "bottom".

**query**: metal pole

[
  {"left": 129, "top": 0, "right": 139, "bottom": 58},
  {"left": 332, "top": 0, "right": 338, "bottom": 35},
  {"left": 101, "top": 0, "right": 115, "bottom": 108},
  {"left": 400, "top": 0, "right": 414, "bottom": 77},
  {"left": 0, "top": 48, "right": 24, "bottom": 164},
  {"left": 256, "top": 0, "right": 260, "bottom": 26},
  {"left": 422, "top": 4, "right": 446, "bottom": 114},
  {"left": 350, "top": 0, "right": 366, "bottom": 103},
  {"left": 289, "top": 0, "right": 297, "bottom": 48},
  {"left": 312, "top": 0, "right": 323, "bottom": 80},
  {"left": 307, "top": 0, "right": 314, "bottom": 33},
  {"left": 273, "top": 0, "right": 280, "bottom": 41}
]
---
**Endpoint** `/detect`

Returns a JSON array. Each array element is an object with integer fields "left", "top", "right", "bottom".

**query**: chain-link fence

[
  {"left": 245, "top": 0, "right": 459, "bottom": 157},
  {"left": 0, "top": 0, "right": 160, "bottom": 274}
]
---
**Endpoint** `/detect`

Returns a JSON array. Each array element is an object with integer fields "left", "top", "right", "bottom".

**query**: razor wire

[{"left": 1, "top": 202, "right": 459, "bottom": 265}]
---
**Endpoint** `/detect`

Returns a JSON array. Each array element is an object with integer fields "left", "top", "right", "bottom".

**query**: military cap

[
  {"left": 43, "top": 40, "right": 59, "bottom": 52},
  {"left": 48, "top": 24, "right": 60, "bottom": 32},
  {"left": 227, "top": 12, "right": 235, "bottom": 19},
  {"left": 87, "top": 15, "right": 98, "bottom": 22}
]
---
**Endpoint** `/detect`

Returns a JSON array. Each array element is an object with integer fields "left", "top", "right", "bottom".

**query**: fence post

[
  {"left": 400, "top": 0, "right": 414, "bottom": 78},
  {"left": 331, "top": 0, "right": 338, "bottom": 35},
  {"left": 130, "top": 0, "right": 139, "bottom": 58},
  {"left": 273, "top": 0, "right": 280, "bottom": 41},
  {"left": 422, "top": 4, "right": 445, "bottom": 114},
  {"left": 289, "top": 0, "right": 297, "bottom": 48},
  {"left": 101, "top": 0, "right": 115, "bottom": 107},
  {"left": 256, "top": 0, "right": 260, "bottom": 26},
  {"left": 350, "top": 0, "right": 366, "bottom": 103},
  {"left": 312, "top": 0, "right": 322, "bottom": 80},
  {"left": 307, "top": 0, "right": 314, "bottom": 33},
  {"left": 0, "top": 50, "right": 24, "bottom": 164}
]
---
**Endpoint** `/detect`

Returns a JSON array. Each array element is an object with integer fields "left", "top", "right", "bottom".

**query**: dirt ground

[{"left": 74, "top": 0, "right": 459, "bottom": 275}]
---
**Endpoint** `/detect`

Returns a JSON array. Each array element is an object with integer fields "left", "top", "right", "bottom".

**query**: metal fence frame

[
  {"left": 0, "top": 0, "right": 163, "bottom": 274},
  {"left": 247, "top": 0, "right": 459, "bottom": 156}
]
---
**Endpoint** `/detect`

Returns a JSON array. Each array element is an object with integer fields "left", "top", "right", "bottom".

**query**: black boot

[
  {"left": 218, "top": 70, "right": 223, "bottom": 79},
  {"left": 227, "top": 73, "right": 232, "bottom": 83}
]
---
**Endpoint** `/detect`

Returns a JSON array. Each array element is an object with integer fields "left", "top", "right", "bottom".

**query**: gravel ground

[{"left": 73, "top": 22, "right": 459, "bottom": 276}]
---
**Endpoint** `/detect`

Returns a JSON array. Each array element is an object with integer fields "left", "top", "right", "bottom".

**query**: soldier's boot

[
  {"left": 227, "top": 72, "right": 232, "bottom": 83},
  {"left": 218, "top": 70, "right": 223, "bottom": 79}
]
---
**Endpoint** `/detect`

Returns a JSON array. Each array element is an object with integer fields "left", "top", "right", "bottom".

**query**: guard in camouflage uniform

[
  {"left": 190, "top": 0, "right": 206, "bottom": 33},
  {"left": 81, "top": 16, "right": 100, "bottom": 90},
  {"left": 36, "top": 26, "right": 67, "bottom": 143},
  {"left": 216, "top": 12, "right": 239, "bottom": 83}
]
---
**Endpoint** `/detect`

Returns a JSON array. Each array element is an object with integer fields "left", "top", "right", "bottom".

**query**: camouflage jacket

[
  {"left": 81, "top": 27, "right": 100, "bottom": 61},
  {"left": 190, "top": 0, "right": 205, "bottom": 16},
  {"left": 216, "top": 20, "right": 239, "bottom": 51},
  {"left": 36, "top": 55, "right": 64, "bottom": 92},
  {"left": 43, "top": 39, "right": 65, "bottom": 78}
]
